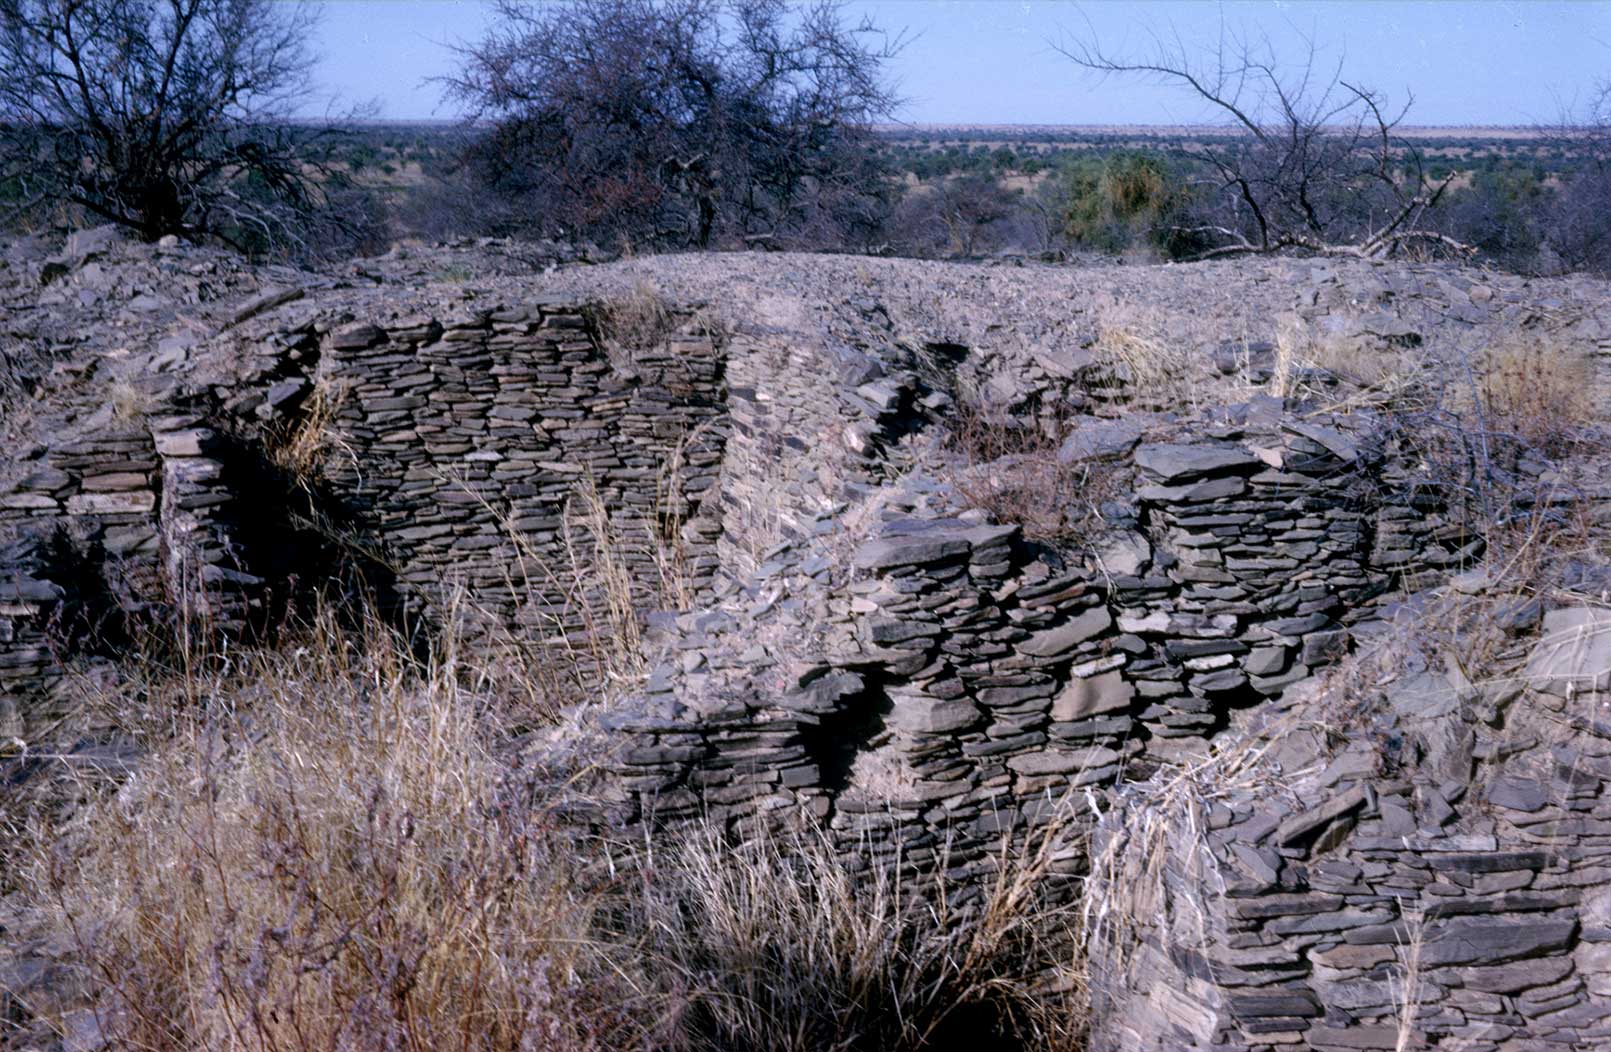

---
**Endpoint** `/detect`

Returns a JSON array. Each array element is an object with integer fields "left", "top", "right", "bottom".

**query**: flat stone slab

[
  {"left": 1058, "top": 417, "right": 1146, "bottom": 464},
  {"left": 1134, "top": 442, "right": 1262, "bottom": 483},
  {"left": 1525, "top": 606, "right": 1611, "bottom": 696},
  {"left": 1418, "top": 915, "right": 1577, "bottom": 967},
  {"left": 854, "top": 530, "right": 971, "bottom": 571}
]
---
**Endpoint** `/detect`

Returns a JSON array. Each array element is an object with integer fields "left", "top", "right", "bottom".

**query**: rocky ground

[{"left": 8, "top": 228, "right": 1611, "bottom": 1050}]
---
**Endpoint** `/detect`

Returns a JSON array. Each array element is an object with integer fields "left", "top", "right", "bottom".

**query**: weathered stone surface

[
  {"left": 886, "top": 696, "right": 981, "bottom": 736},
  {"left": 1020, "top": 606, "right": 1112, "bottom": 658},
  {"left": 1135, "top": 443, "right": 1262, "bottom": 483},
  {"left": 1527, "top": 606, "right": 1611, "bottom": 695},
  {"left": 1418, "top": 915, "right": 1577, "bottom": 967},
  {"left": 854, "top": 532, "right": 971, "bottom": 570},
  {"left": 1058, "top": 418, "right": 1147, "bottom": 463},
  {"left": 1050, "top": 669, "right": 1135, "bottom": 720}
]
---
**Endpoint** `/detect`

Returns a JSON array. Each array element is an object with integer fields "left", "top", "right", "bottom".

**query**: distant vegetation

[
  {"left": 242, "top": 120, "right": 1611, "bottom": 275},
  {"left": 3, "top": 0, "right": 1611, "bottom": 276}
]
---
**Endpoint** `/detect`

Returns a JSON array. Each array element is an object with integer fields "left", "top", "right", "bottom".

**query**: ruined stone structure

[
  {"left": 607, "top": 408, "right": 1477, "bottom": 844},
  {"left": 8, "top": 244, "right": 1611, "bottom": 1048},
  {"left": 1086, "top": 603, "right": 1611, "bottom": 1051}
]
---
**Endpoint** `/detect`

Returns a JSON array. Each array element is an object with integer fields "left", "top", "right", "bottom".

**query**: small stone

[
  {"left": 1244, "top": 646, "right": 1289, "bottom": 677},
  {"left": 1006, "top": 746, "right": 1120, "bottom": 776}
]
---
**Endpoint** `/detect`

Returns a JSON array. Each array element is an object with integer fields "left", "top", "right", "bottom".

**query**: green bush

[{"left": 1056, "top": 151, "right": 1193, "bottom": 257}]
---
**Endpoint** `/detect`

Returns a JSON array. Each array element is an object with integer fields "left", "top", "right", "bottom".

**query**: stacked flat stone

[
  {"left": 1124, "top": 411, "right": 1479, "bottom": 746},
  {"left": 315, "top": 301, "right": 728, "bottom": 645},
  {"left": 609, "top": 402, "right": 1491, "bottom": 877},
  {"left": 1086, "top": 607, "right": 1611, "bottom": 1051},
  {"left": 0, "top": 429, "right": 166, "bottom": 730}
]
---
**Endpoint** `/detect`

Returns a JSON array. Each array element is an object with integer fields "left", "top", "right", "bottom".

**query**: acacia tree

[
  {"left": 443, "top": 0, "right": 904, "bottom": 251},
  {"left": 1058, "top": 27, "right": 1470, "bottom": 260},
  {"left": 0, "top": 0, "right": 354, "bottom": 253}
]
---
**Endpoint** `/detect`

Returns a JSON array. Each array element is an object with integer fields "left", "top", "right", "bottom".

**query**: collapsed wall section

[
  {"left": 1087, "top": 606, "right": 1611, "bottom": 1052},
  {"left": 0, "top": 415, "right": 332, "bottom": 733},
  {"left": 607, "top": 406, "right": 1481, "bottom": 873}
]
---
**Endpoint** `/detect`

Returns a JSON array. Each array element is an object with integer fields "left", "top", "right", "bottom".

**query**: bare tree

[
  {"left": 0, "top": 0, "right": 358, "bottom": 254},
  {"left": 442, "top": 0, "right": 904, "bottom": 251},
  {"left": 1537, "top": 81, "right": 1611, "bottom": 274},
  {"left": 1057, "top": 25, "right": 1470, "bottom": 260},
  {"left": 915, "top": 173, "right": 1020, "bottom": 256}
]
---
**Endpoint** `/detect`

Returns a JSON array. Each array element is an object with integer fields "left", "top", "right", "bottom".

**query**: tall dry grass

[
  {"left": 23, "top": 609, "right": 650, "bottom": 1052},
  {"left": 1270, "top": 323, "right": 1430, "bottom": 410},
  {"left": 635, "top": 816, "right": 1089, "bottom": 1052},
  {"left": 1476, "top": 332, "right": 1597, "bottom": 457},
  {"left": 1091, "top": 314, "right": 1207, "bottom": 411},
  {"left": 11, "top": 606, "right": 1092, "bottom": 1052},
  {"left": 264, "top": 378, "right": 352, "bottom": 485}
]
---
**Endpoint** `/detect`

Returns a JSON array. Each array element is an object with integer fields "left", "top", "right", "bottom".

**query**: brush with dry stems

[
  {"left": 635, "top": 804, "right": 1091, "bottom": 1052},
  {"left": 264, "top": 379, "right": 353, "bottom": 485},
  {"left": 944, "top": 395, "right": 1121, "bottom": 547}
]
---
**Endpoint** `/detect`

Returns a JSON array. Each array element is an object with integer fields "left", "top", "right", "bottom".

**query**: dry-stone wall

[
  {"left": 1087, "top": 605, "right": 1611, "bottom": 1051},
  {"left": 606, "top": 404, "right": 1481, "bottom": 871},
  {"left": 1, "top": 298, "right": 732, "bottom": 729},
  {"left": 1, "top": 429, "right": 164, "bottom": 732},
  {"left": 11, "top": 245, "right": 1611, "bottom": 1048},
  {"left": 311, "top": 301, "right": 728, "bottom": 641},
  {"left": 0, "top": 415, "right": 307, "bottom": 732}
]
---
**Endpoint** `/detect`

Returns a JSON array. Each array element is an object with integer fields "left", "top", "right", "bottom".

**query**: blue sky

[{"left": 311, "top": 1, "right": 1611, "bottom": 125}]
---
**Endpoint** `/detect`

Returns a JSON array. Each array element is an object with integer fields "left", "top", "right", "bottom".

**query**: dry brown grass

[
  {"left": 636, "top": 813, "right": 1089, "bottom": 1052},
  {"left": 945, "top": 396, "right": 1120, "bottom": 546},
  {"left": 440, "top": 463, "right": 701, "bottom": 717},
  {"left": 107, "top": 378, "right": 155, "bottom": 422},
  {"left": 18, "top": 609, "right": 652, "bottom": 1052},
  {"left": 264, "top": 379, "right": 351, "bottom": 484},
  {"left": 1391, "top": 913, "right": 1427, "bottom": 1052},
  {"left": 1082, "top": 727, "right": 1299, "bottom": 983},
  {"left": 1270, "top": 321, "right": 1431, "bottom": 411},
  {"left": 8, "top": 606, "right": 1095, "bottom": 1052},
  {"left": 599, "top": 280, "right": 676, "bottom": 354},
  {"left": 1476, "top": 332, "right": 1597, "bottom": 457},
  {"left": 1091, "top": 313, "right": 1208, "bottom": 411}
]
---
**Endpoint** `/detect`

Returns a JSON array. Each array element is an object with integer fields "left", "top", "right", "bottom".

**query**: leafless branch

[{"left": 1056, "top": 22, "right": 1472, "bottom": 261}]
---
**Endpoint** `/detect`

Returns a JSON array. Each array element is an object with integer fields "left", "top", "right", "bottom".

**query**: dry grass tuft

[
  {"left": 635, "top": 809, "right": 1090, "bottom": 1052},
  {"left": 1477, "top": 332, "right": 1597, "bottom": 457},
  {"left": 1091, "top": 315, "right": 1206, "bottom": 411},
  {"left": 1082, "top": 729, "right": 1297, "bottom": 984},
  {"left": 599, "top": 280, "right": 675, "bottom": 354},
  {"left": 265, "top": 379, "right": 351, "bottom": 484},
  {"left": 107, "top": 378, "right": 154, "bottom": 422},
  {"left": 20, "top": 608, "right": 652, "bottom": 1052},
  {"left": 1270, "top": 322, "right": 1429, "bottom": 411},
  {"left": 442, "top": 458, "right": 702, "bottom": 717},
  {"left": 1390, "top": 913, "right": 1427, "bottom": 1052},
  {"left": 10, "top": 607, "right": 1095, "bottom": 1052},
  {"left": 945, "top": 397, "right": 1120, "bottom": 546}
]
